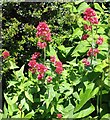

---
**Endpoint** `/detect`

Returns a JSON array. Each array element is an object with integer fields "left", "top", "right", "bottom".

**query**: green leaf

[
  {"left": 62, "top": 102, "right": 74, "bottom": 118},
  {"left": 47, "top": 45, "right": 59, "bottom": 61},
  {"left": 72, "top": 104, "right": 95, "bottom": 118},
  {"left": 101, "top": 113, "right": 110, "bottom": 119},
  {"left": 94, "top": 3, "right": 104, "bottom": 13},
  {"left": 12, "top": 96, "right": 18, "bottom": 104},
  {"left": 14, "top": 65, "right": 25, "bottom": 78},
  {"left": 25, "top": 91, "right": 34, "bottom": 103},
  {"left": 74, "top": 83, "right": 98, "bottom": 113},
  {"left": 77, "top": 2, "right": 89, "bottom": 13},
  {"left": 45, "top": 84, "right": 55, "bottom": 108},
  {"left": 2, "top": 104, "right": 8, "bottom": 118},
  {"left": 9, "top": 61, "right": 19, "bottom": 69},
  {"left": 72, "top": 41, "right": 90, "bottom": 57},
  {"left": 24, "top": 110, "right": 34, "bottom": 118}
]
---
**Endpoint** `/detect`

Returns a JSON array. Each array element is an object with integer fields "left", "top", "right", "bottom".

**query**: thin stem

[
  {"left": 97, "top": 90, "right": 100, "bottom": 120},
  {"left": 44, "top": 47, "right": 46, "bottom": 64}
]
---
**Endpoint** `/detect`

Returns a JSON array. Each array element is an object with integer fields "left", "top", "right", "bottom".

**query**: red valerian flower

[
  {"left": 89, "top": 17, "right": 98, "bottom": 24},
  {"left": 28, "top": 60, "right": 38, "bottom": 68},
  {"left": 54, "top": 61, "right": 63, "bottom": 74},
  {"left": 87, "top": 48, "right": 99, "bottom": 56},
  {"left": 84, "top": 8, "right": 96, "bottom": 17},
  {"left": 36, "top": 22, "right": 51, "bottom": 42},
  {"left": 82, "top": 58, "right": 90, "bottom": 66},
  {"left": 37, "top": 41, "right": 47, "bottom": 49},
  {"left": 37, "top": 73, "right": 44, "bottom": 80},
  {"left": 31, "top": 52, "right": 40, "bottom": 60},
  {"left": 37, "top": 63, "right": 48, "bottom": 73},
  {"left": 57, "top": 114, "right": 62, "bottom": 119},
  {"left": 55, "top": 61, "right": 63, "bottom": 67},
  {"left": 81, "top": 34, "right": 89, "bottom": 40},
  {"left": 47, "top": 76, "right": 52, "bottom": 82},
  {"left": 83, "top": 8, "right": 99, "bottom": 24},
  {"left": 96, "top": 36, "right": 104, "bottom": 45},
  {"left": 84, "top": 24, "right": 92, "bottom": 31},
  {"left": 50, "top": 56, "right": 56, "bottom": 63},
  {"left": 2, "top": 50, "right": 10, "bottom": 59},
  {"left": 55, "top": 67, "right": 63, "bottom": 74}
]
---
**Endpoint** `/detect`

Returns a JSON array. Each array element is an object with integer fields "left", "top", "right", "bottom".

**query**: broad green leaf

[
  {"left": 45, "top": 84, "right": 55, "bottom": 108},
  {"left": 2, "top": 104, "right": 8, "bottom": 118},
  {"left": 0, "top": 113, "right": 3, "bottom": 120},
  {"left": 72, "top": 104, "right": 95, "bottom": 118},
  {"left": 74, "top": 83, "right": 98, "bottom": 113},
  {"left": 101, "top": 113, "right": 110, "bottom": 119},
  {"left": 24, "top": 110, "right": 34, "bottom": 118},
  {"left": 47, "top": 45, "right": 59, "bottom": 61},
  {"left": 14, "top": 65, "right": 25, "bottom": 78},
  {"left": 72, "top": 41, "right": 90, "bottom": 57},
  {"left": 4, "top": 94, "right": 12, "bottom": 105},
  {"left": 72, "top": 28, "right": 83, "bottom": 38},
  {"left": 51, "top": 106, "right": 54, "bottom": 115},
  {"left": 78, "top": 2, "right": 89, "bottom": 13},
  {"left": 9, "top": 61, "right": 19, "bottom": 70},
  {"left": 94, "top": 3, "right": 104, "bottom": 13},
  {"left": 11, "top": 96, "right": 18, "bottom": 104},
  {"left": 62, "top": 102, "right": 74, "bottom": 118},
  {"left": 25, "top": 91, "right": 34, "bottom": 103},
  {"left": 11, "top": 114, "right": 21, "bottom": 118},
  {"left": 94, "top": 60, "right": 108, "bottom": 72}
]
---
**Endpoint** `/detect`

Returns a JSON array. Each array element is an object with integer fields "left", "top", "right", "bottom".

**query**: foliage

[{"left": 1, "top": 2, "right": 110, "bottom": 119}]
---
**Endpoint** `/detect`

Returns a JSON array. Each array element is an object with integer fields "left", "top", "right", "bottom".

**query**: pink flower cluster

[
  {"left": 57, "top": 114, "right": 62, "bottom": 119},
  {"left": 28, "top": 60, "right": 48, "bottom": 79},
  {"left": 2, "top": 50, "right": 10, "bottom": 59},
  {"left": 82, "top": 58, "right": 90, "bottom": 66},
  {"left": 96, "top": 36, "right": 104, "bottom": 45},
  {"left": 83, "top": 8, "right": 99, "bottom": 24},
  {"left": 28, "top": 51, "right": 48, "bottom": 80},
  {"left": 81, "top": 34, "right": 89, "bottom": 40},
  {"left": 50, "top": 56, "right": 63, "bottom": 74},
  {"left": 87, "top": 48, "right": 99, "bottom": 57},
  {"left": 84, "top": 24, "right": 92, "bottom": 31},
  {"left": 36, "top": 22, "right": 51, "bottom": 49}
]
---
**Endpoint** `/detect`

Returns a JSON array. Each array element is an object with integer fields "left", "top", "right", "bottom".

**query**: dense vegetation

[{"left": 1, "top": 2, "right": 110, "bottom": 119}]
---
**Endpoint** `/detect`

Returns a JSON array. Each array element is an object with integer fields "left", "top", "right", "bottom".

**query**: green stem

[
  {"left": 97, "top": 90, "right": 100, "bottom": 120},
  {"left": 44, "top": 47, "right": 46, "bottom": 64}
]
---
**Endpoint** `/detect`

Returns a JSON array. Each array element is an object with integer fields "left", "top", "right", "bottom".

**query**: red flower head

[
  {"left": 2, "top": 50, "right": 10, "bottom": 59},
  {"left": 87, "top": 48, "right": 99, "bottom": 56},
  {"left": 82, "top": 58, "right": 90, "bottom": 66},
  {"left": 37, "top": 73, "right": 44, "bottom": 80},
  {"left": 81, "top": 34, "right": 89, "bottom": 40},
  {"left": 36, "top": 22, "right": 51, "bottom": 42},
  {"left": 31, "top": 52, "right": 40, "bottom": 60},
  {"left": 55, "top": 61, "right": 63, "bottom": 67},
  {"left": 28, "top": 60, "right": 38, "bottom": 68},
  {"left": 37, "top": 63, "right": 48, "bottom": 74},
  {"left": 55, "top": 67, "right": 63, "bottom": 74},
  {"left": 83, "top": 8, "right": 99, "bottom": 24},
  {"left": 57, "top": 114, "right": 62, "bottom": 119},
  {"left": 96, "top": 36, "right": 104, "bottom": 45},
  {"left": 50, "top": 56, "right": 56, "bottom": 63},
  {"left": 37, "top": 41, "right": 47, "bottom": 49},
  {"left": 47, "top": 76, "right": 52, "bottom": 82},
  {"left": 84, "top": 24, "right": 92, "bottom": 31}
]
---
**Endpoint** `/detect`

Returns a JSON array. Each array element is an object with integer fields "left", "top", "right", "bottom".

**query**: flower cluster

[
  {"left": 2, "top": 50, "right": 10, "bottom": 59},
  {"left": 50, "top": 56, "right": 63, "bottom": 74},
  {"left": 31, "top": 52, "right": 40, "bottom": 60},
  {"left": 84, "top": 24, "right": 92, "bottom": 31},
  {"left": 36, "top": 22, "right": 51, "bottom": 49},
  {"left": 96, "top": 36, "right": 104, "bottom": 45},
  {"left": 82, "top": 58, "right": 90, "bottom": 66},
  {"left": 28, "top": 51, "right": 48, "bottom": 80},
  {"left": 83, "top": 8, "right": 98, "bottom": 24},
  {"left": 87, "top": 48, "right": 99, "bottom": 57},
  {"left": 57, "top": 113, "right": 62, "bottom": 119},
  {"left": 81, "top": 34, "right": 89, "bottom": 40}
]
